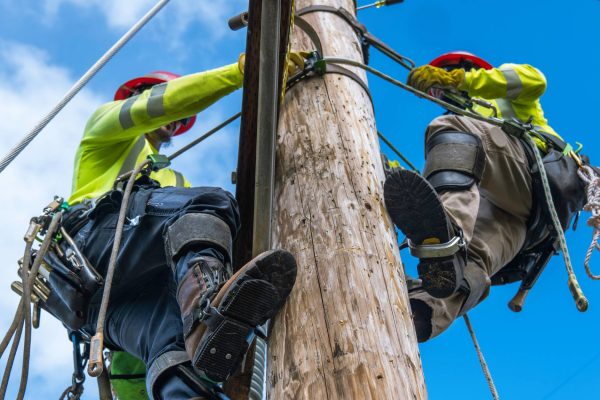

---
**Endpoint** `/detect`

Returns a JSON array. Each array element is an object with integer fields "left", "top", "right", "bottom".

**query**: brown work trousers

[{"left": 411, "top": 114, "right": 533, "bottom": 340}]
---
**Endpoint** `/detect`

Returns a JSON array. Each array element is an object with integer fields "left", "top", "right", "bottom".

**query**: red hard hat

[
  {"left": 429, "top": 51, "right": 493, "bottom": 71},
  {"left": 113, "top": 71, "right": 196, "bottom": 136}
]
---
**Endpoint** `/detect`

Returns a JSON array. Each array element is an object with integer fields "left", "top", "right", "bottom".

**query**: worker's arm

[
  {"left": 459, "top": 63, "right": 547, "bottom": 104},
  {"left": 82, "top": 63, "right": 243, "bottom": 145}
]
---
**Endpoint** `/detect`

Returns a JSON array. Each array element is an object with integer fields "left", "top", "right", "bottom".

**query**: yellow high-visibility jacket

[
  {"left": 459, "top": 63, "right": 562, "bottom": 150},
  {"left": 68, "top": 63, "right": 243, "bottom": 205}
]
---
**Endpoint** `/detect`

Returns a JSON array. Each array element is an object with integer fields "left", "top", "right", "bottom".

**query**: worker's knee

[
  {"left": 164, "top": 213, "right": 233, "bottom": 272},
  {"left": 423, "top": 130, "right": 486, "bottom": 192}
]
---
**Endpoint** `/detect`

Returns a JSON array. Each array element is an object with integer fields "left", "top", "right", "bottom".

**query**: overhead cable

[{"left": 0, "top": 0, "right": 171, "bottom": 175}]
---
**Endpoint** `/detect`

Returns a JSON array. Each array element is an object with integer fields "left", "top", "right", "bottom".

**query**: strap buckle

[
  {"left": 408, "top": 235, "right": 465, "bottom": 259},
  {"left": 286, "top": 51, "right": 323, "bottom": 90}
]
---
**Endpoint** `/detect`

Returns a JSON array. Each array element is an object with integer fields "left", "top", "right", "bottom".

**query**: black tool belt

[{"left": 14, "top": 199, "right": 103, "bottom": 332}]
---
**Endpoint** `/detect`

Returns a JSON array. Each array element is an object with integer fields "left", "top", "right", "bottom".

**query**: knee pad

[
  {"left": 164, "top": 213, "right": 232, "bottom": 272},
  {"left": 423, "top": 130, "right": 486, "bottom": 192}
]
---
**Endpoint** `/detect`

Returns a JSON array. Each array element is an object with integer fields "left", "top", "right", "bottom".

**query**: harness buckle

[{"left": 147, "top": 153, "right": 171, "bottom": 171}]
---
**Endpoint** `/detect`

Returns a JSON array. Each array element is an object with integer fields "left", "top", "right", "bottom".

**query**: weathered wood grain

[{"left": 268, "top": 0, "right": 427, "bottom": 398}]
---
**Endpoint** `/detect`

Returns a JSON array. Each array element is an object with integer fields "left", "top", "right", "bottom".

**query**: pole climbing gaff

[{"left": 0, "top": 0, "right": 171, "bottom": 175}]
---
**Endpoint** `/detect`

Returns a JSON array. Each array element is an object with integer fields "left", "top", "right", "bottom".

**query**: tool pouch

[
  {"left": 533, "top": 149, "right": 587, "bottom": 230},
  {"left": 41, "top": 290, "right": 86, "bottom": 331},
  {"left": 29, "top": 251, "right": 92, "bottom": 331},
  {"left": 23, "top": 203, "right": 103, "bottom": 331}
]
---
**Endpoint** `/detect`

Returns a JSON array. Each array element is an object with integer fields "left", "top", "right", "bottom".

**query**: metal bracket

[
  {"left": 147, "top": 153, "right": 171, "bottom": 171},
  {"left": 408, "top": 235, "right": 465, "bottom": 259}
]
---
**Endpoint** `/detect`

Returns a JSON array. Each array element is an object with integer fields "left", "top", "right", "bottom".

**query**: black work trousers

[{"left": 74, "top": 185, "right": 240, "bottom": 399}]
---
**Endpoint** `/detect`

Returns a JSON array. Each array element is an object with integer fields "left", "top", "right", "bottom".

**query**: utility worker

[
  {"left": 384, "top": 51, "right": 586, "bottom": 342},
  {"left": 62, "top": 54, "right": 305, "bottom": 399}
]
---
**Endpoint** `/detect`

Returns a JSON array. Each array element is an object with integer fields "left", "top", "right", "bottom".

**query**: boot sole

[
  {"left": 193, "top": 249, "right": 297, "bottom": 382},
  {"left": 384, "top": 169, "right": 460, "bottom": 298}
]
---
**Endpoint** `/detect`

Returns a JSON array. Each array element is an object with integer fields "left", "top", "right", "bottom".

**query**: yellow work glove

[
  {"left": 286, "top": 51, "right": 311, "bottom": 76},
  {"left": 237, "top": 53, "right": 246, "bottom": 75},
  {"left": 407, "top": 65, "right": 465, "bottom": 93},
  {"left": 238, "top": 51, "right": 310, "bottom": 76}
]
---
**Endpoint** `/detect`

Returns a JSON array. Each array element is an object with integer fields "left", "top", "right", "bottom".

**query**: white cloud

[
  {"left": 0, "top": 39, "right": 102, "bottom": 399},
  {"left": 41, "top": 0, "right": 248, "bottom": 49}
]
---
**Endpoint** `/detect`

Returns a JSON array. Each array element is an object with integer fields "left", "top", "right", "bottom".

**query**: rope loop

[{"left": 577, "top": 165, "right": 600, "bottom": 280}]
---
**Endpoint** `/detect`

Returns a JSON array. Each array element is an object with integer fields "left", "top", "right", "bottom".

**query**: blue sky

[{"left": 0, "top": 0, "right": 599, "bottom": 399}]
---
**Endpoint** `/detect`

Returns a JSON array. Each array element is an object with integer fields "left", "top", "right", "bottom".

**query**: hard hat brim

[{"left": 430, "top": 51, "right": 493, "bottom": 70}]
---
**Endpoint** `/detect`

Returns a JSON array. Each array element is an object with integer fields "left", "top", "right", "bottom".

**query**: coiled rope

[{"left": 577, "top": 165, "right": 600, "bottom": 280}]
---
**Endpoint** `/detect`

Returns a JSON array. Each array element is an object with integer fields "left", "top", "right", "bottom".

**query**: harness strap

[
  {"left": 292, "top": 15, "right": 373, "bottom": 103},
  {"left": 295, "top": 5, "right": 415, "bottom": 70},
  {"left": 533, "top": 127, "right": 570, "bottom": 153},
  {"left": 296, "top": 5, "right": 370, "bottom": 64},
  {"left": 324, "top": 63, "right": 373, "bottom": 103}
]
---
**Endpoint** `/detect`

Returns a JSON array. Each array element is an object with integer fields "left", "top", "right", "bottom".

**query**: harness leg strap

[{"left": 147, "top": 350, "right": 223, "bottom": 400}]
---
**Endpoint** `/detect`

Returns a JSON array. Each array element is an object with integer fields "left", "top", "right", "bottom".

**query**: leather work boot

[
  {"left": 384, "top": 169, "right": 465, "bottom": 298},
  {"left": 176, "top": 249, "right": 297, "bottom": 383}
]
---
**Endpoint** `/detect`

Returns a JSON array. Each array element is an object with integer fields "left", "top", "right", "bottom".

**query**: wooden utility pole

[{"left": 267, "top": 0, "right": 427, "bottom": 398}]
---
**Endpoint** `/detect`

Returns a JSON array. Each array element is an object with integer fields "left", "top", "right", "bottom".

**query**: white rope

[
  {"left": 0, "top": 0, "right": 171, "bottom": 174},
  {"left": 463, "top": 315, "right": 499, "bottom": 400},
  {"left": 577, "top": 165, "right": 600, "bottom": 280}
]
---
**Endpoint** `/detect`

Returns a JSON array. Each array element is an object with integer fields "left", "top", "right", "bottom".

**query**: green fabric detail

[
  {"left": 562, "top": 143, "right": 573, "bottom": 156},
  {"left": 110, "top": 352, "right": 149, "bottom": 400}
]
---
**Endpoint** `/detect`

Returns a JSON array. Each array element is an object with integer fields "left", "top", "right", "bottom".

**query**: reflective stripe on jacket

[
  {"left": 459, "top": 63, "right": 562, "bottom": 150},
  {"left": 68, "top": 63, "right": 243, "bottom": 205}
]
